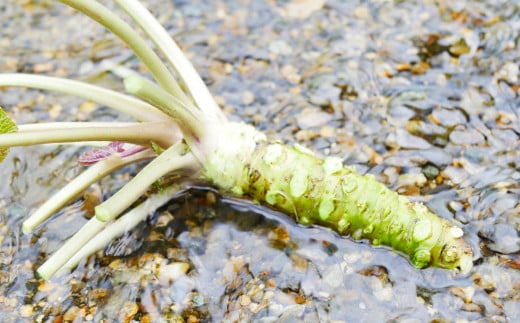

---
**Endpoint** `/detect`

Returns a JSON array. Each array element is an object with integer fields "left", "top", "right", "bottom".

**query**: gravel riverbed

[{"left": 0, "top": 0, "right": 519, "bottom": 322}]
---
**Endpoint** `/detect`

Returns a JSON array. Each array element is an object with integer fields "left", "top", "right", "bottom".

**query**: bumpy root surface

[{"left": 204, "top": 122, "right": 473, "bottom": 273}]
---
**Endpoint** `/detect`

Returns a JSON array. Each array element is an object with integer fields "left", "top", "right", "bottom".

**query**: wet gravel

[{"left": 0, "top": 0, "right": 519, "bottom": 322}]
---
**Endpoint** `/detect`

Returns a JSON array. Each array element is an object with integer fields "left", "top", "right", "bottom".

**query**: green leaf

[{"left": 0, "top": 106, "right": 17, "bottom": 162}]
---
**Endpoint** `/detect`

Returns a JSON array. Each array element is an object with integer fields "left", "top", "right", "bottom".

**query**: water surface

[{"left": 0, "top": 0, "right": 518, "bottom": 321}]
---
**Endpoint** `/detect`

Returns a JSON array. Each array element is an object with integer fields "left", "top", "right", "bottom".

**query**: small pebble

[
  {"left": 487, "top": 223, "right": 520, "bottom": 254},
  {"left": 296, "top": 108, "right": 333, "bottom": 129},
  {"left": 422, "top": 165, "right": 439, "bottom": 179},
  {"left": 19, "top": 304, "right": 33, "bottom": 318},
  {"left": 63, "top": 305, "right": 82, "bottom": 321},
  {"left": 431, "top": 108, "right": 466, "bottom": 127},
  {"left": 158, "top": 262, "right": 190, "bottom": 283},
  {"left": 442, "top": 166, "right": 469, "bottom": 184},
  {"left": 269, "top": 40, "right": 293, "bottom": 56},
  {"left": 282, "top": 0, "right": 325, "bottom": 19},
  {"left": 450, "top": 128, "right": 485, "bottom": 145},
  {"left": 387, "top": 129, "right": 432, "bottom": 149},
  {"left": 495, "top": 62, "right": 518, "bottom": 83},
  {"left": 240, "top": 295, "right": 251, "bottom": 306}
]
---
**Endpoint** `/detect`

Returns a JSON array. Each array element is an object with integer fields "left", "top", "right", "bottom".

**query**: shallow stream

[{"left": 0, "top": 0, "right": 519, "bottom": 321}]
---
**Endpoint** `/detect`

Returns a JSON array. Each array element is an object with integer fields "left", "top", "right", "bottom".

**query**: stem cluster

[{"left": 0, "top": 0, "right": 225, "bottom": 279}]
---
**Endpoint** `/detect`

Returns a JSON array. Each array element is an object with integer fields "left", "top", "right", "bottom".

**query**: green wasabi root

[{"left": 204, "top": 122, "right": 473, "bottom": 274}]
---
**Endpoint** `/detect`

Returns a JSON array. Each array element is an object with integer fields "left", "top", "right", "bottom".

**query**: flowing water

[{"left": 0, "top": 0, "right": 519, "bottom": 321}]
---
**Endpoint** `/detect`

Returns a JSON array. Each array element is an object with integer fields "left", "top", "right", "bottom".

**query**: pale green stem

[
  {"left": 101, "top": 61, "right": 139, "bottom": 80},
  {"left": 0, "top": 73, "right": 167, "bottom": 122},
  {"left": 57, "top": 0, "right": 190, "bottom": 105},
  {"left": 95, "top": 142, "right": 199, "bottom": 222},
  {"left": 114, "top": 0, "right": 226, "bottom": 122},
  {"left": 124, "top": 75, "right": 199, "bottom": 125},
  {"left": 37, "top": 143, "right": 198, "bottom": 279},
  {"left": 0, "top": 121, "right": 175, "bottom": 148},
  {"left": 22, "top": 149, "right": 156, "bottom": 234},
  {"left": 57, "top": 184, "right": 184, "bottom": 275},
  {"left": 17, "top": 121, "right": 170, "bottom": 131},
  {"left": 38, "top": 217, "right": 107, "bottom": 280},
  {"left": 124, "top": 75, "right": 208, "bottom": 159}
]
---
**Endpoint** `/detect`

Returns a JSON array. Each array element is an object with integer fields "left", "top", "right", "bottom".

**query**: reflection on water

[
  {"left": 0, "top": 184, "right": 509, "bottom": 322},
  {"left": 0, "top": 187, "right": 467, "bottom": 321}
]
